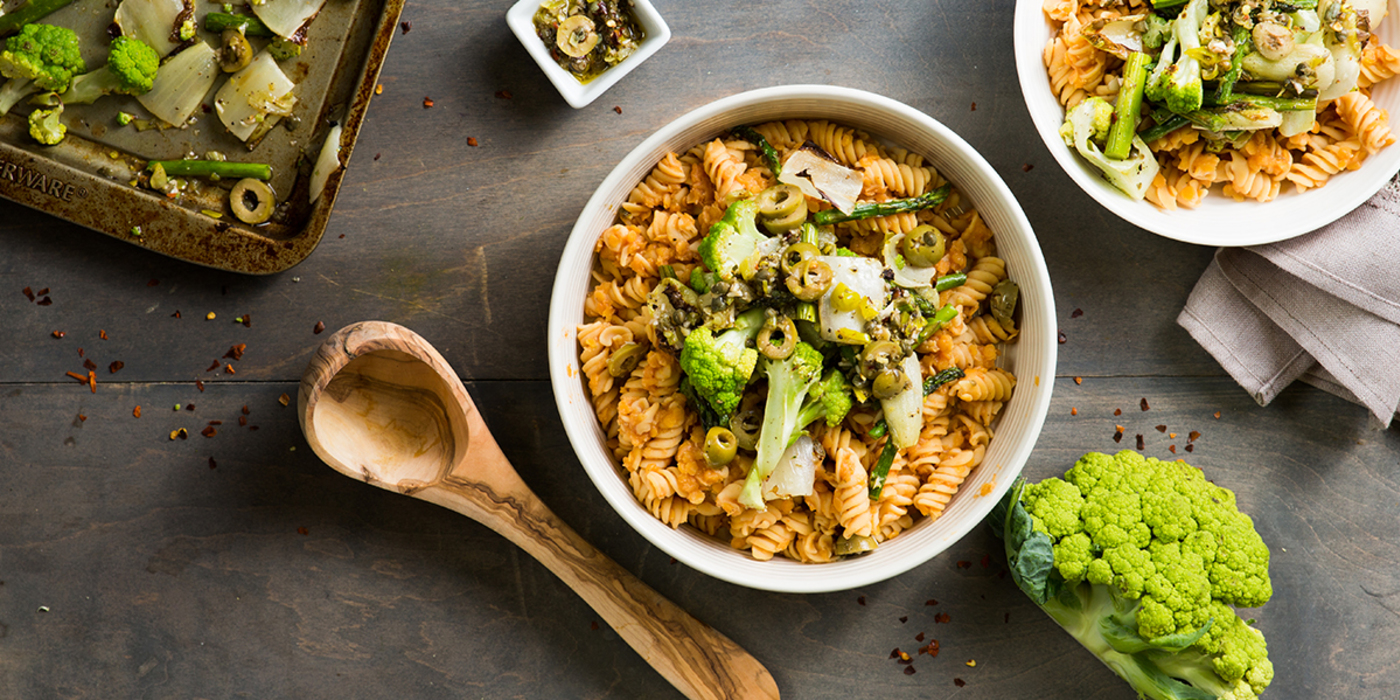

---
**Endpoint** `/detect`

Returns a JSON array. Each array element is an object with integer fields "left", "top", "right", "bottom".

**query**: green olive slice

[
  {"left": 704, "top": 427, "right": 739, "bottom": 466},
  {"left": 763, "top": 199, "right": 809, "bottom": 234},
  {"left": 989, "top": 278, "right": 1020, "bottom": 330},
  {"left": 757, "top": 184, "right": 804, "bottom": 219},
  {"left": 780, "top": 242, "right": 820, "bottom": 275},
  {"left": 730, "top": 407, "right": 762, "bottom": 451},
  {"left": 833, "top": 533, "right": 878, "bottom": 556},
  {"left": 899, "top": 224, "right": 946, "bottom": 268},
  {"left": 862, "top": 340, "right": 901, "bottom": 367},
  {"left": 757, "top": 316, "right": 798, "bottom": 360},
  {"left": 230, "top": 178, "right": 274, "bottom": 224},
  {"left": 220, "top": 28, "right": 253, "bottom": 73},
  {"left": 557, "top": 15, "right": 599, "bottom": 58},
  {"left": 786, "top": 259, "right": 833, "bottom": 302},
  {"left": 606, "top": 342, "right": 646, "bottom": 377}
]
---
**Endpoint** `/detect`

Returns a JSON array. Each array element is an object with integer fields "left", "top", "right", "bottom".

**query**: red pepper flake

[
  {"left": 1057, "top": 331, "right": 1066, "bottom": 344},
  {"left": 241, "top": 405, "right": 250, "bottom": 415},
  {"left": 172, "top": 310, "right": 182, "bottom": 319},
  {"left": 1140, "top": 398, "right": 1150, "bottom": 411},
  {"left": 889, "top": 648, "right": 902, "bottom": 659},
  {"left": 185, "top": 404, "right": 195, "bottom": 411},
  {"left": 857, "top": 596, "right": 866, "bottom": 606},
  {"left": 400, "top": 19, "right": 411, "bottom": 33},
  {"left": 297, "top": 527, "right": 309, "bottom": 536},
  {"left": 195, "top": 380, "right": 205, "bottom": 392},
  {"left": 902, "top": 666, "right": 916, "bottom": 675},
  {"left": 899, "top": 616, "right": 908, "bottom": 623},
  {"left": 108, "top": 361, "right": 124, "bottom": 374},
  {"left": 1169, "top": 432, "right": 1177, "bottom": 439},
  {"left": 997, "top": 569, "right": 1007, "bottom": 579},
  {"left": 953, "top": 678, "right": 966, "bottom": 687},
  {"left": 99, "top": 329, "right": 107, "bottom": 340},
  {"left": 495, "top": 90, "right": 512, "bottom": 99},
  {"left": 83, "top": 359, "right": 97, "bottom": 371},
  {"left": 925, "top": 599, "right": 938, "bottom": 606},
  {"left": 1073, "top": 376, "right": 1082, "bottom": 385},
  {"left": 1169, "top": 445, "right": 1177, "bottom": 454},
  {"left": 278, "top": 393, "right": 291, "bottom": 406},
  {"left": 956, "top": 560, "right": 971, "bottom": 569},
  {"left": 209, "top": 457, "right": 217, "bottom": 470},
  {"left": 1021, "top": 163, "right": 1034, "bottom": 172},
  {"left": 238, "top": 416, "right": 248, "bottom": 427},
  {"left": 240, "top": 314, "right": 252, "bottom": 328},
  {"left": 970, "top": 102, "right": 977, "bottom": 111},
  {"left": 1135, "top": 434, "right": 1145, "bottom": 451},
  {"left": 669, "top": 558, "right": 677, "bottom": 565},
  {"left": 1185, "top": 444, "right": 1195, "bottom": 452},
  {"left": 208, "top": 420, "right": 222, "bottom": 426},
  {"left": 36, "top": 297, "right": 52, "bottom": 305},
  {"left": 77, "top": 413, "right": 86, "bottom": 422},
  {"left": 1113, "top": 427, "right": 1124, "bottom": 443},
  {"left": 1070, "top": 407, "right": 1078, "bottom": 416},
  {"left": 613, "top": 105, "right": 622, "bottom": 114},
  {"left": 248, "top": 425, "right": 259, "bottom": 431},
  {"left": 205, "top": 359, "right": 221, "bottom": 372},
  {"left": 423, "top": 96, "right": 434, "bottom": 108},
  {"left": 920, "top": 640, "right": 940, "bottom": 656},
  {"left": 934, "top": 612, "right": 951, "bottom": 623},
  {"left": 224, "top": 344, "right": 246, "bottom": 360},
  {"left": 1070, "top": 308, "right": 1083, "bottom": 318},
  {"left": 915, "top": 632, "right": 925, "bottom": 642},
  {"left": 22, "top": 286, "right": 34, "bottom": 301},
  {"left": 1114, "top": 408, "right": 1122, "bottom": 416},
  {"left": 1005, "top": 612, "right": 1010, "bottom": 623},
  {"left": 224, "top": 364, "right": 236, "bottom": 375},
  {"left": 373, "top": 153, "right": 381, "bottom": 161},
  {"left": 52, "top": 330, "right": 65, "bottom": 339},
  {"left": 147, "top": 279, "right": 159, "bottom": 287},
  {"left": 200, "top": 425, "right": 217, "bottom": 438},
  {"left": 1155, "top": 424, "right": 1166, "bottom": 433},
  {"left": 981, "top": 554, "right": 991, "bottom": 568},
  {"left": 87, "top": 371, "right": 96, "bottom": 393},
  {"left": 589, "top": 620, "right": 599, "bottom": 630},
  {"left": 77, "top": 348, "right": 84, "bottom": 357},
  {"left": 1213, "top": 411, "right": 1221, "bottom": 419},
  {"left": 467, "top": 137, "right": 478, "bottom": 147},
  {"left": 37, "top": 287, "right": 49, "bottom": 295},
  {"left": 313, "top": 321, "right": 325, "bottom": 334},
  {"left": 1188, "top": 430, "right": 1201, "bottom": 442},
  {"left": 133, "top": 406, "right": 141, "bottom": 418}
]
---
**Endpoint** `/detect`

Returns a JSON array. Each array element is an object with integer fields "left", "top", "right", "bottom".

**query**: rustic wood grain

[{"left": 1, "top": 0, "right": 1398, "bottom": 698}]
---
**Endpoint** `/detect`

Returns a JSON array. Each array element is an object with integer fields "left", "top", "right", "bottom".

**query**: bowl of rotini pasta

[
  {"left": 548, "top": 85, "right": 1056, "bottom": 592},
  {"left": 1017, "top": 0, "right": 1400, "bottom": 245}
]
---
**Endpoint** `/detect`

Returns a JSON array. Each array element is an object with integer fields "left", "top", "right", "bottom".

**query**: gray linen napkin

[{"left": 1178, "top": 175, "right": 1400, "bottom": 427}]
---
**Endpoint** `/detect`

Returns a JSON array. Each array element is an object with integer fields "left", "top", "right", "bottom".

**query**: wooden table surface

[{"left": 3, "top": 1, "right": 1397, "bottom": 698}]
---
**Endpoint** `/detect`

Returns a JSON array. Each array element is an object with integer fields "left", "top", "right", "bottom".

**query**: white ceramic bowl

[
  {"left": 507, "top": 0, "right": 671, "bottom": 109},
  {"left": 547, "top": 85, "right": 1057, "bottom": 593},
  {"left": 1015, "top": 0, "right": 1400, "bottom": 246}
]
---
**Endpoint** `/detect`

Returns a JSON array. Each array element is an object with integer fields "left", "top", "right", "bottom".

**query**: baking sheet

[{"left": 0, "top": 0, "right": 404, "bottom": 274}]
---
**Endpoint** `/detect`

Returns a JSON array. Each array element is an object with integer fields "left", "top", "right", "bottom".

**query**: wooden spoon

[{"left": 298, "top": 321, "right": 779, "bottom": 700}]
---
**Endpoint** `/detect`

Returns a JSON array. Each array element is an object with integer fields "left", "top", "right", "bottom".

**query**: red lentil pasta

[
  {"left": 577, "top": 119, "right": 1020, "bottom": 562},
  {"left": 1043, "top": 0, "right": 1399, "bottom": 209}
]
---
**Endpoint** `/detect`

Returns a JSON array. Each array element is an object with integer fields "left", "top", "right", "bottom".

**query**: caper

[
  {"left": 730, "top": 407, "right": 762, "bottom": 451},
  {"left": 229, "top": 178, "right": 274, "bottom": 224},
  {"left": 833, "top": 533, "right": 879, "bottom": 556},
  {"left": 900, "top": 224, "right": 946, "bottom": 268},
  {"left": 703, "top": 426, "right": 739, "bottom": 466},
  {"left": 786, "top": 259, "right": 833, "bottom": 302},
  {"left": 757, "top": 184, "right": 804, "bottom": 219},
  {"left": 989, "top": 278, "right": 1020, "bottom": 330},
  {"left": 780, "top": 242, "right": 821, "bottom": 275},
  {"left": 557, "top": 14, "right": 600, "bottom": 58},
  {"left": 830, "top": 282, "right": 862, "bottom": 312},
  {"left": 219, "top": 28, "right": 253, "bottom": 73},
  {"left": 606, "top": 342, "right": 646, "bottom": 377},
  {"left": 757, "top": 316, "right": 798, "bottom": 360},
  {"left": 871, "top": 367, "right": 910, "bottom": 399}
]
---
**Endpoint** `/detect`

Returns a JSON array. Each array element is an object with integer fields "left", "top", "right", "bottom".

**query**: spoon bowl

[{"left": 299, "top": 321, "right": 779, "bottom": 700}]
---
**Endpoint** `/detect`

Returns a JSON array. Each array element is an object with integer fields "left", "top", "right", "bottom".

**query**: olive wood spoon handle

[{"left": 299, "top": 321, "right": 779, "bottom": 700}]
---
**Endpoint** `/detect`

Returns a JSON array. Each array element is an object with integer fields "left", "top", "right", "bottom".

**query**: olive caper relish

[{"left": 532, "top": 0, "right": 646, "bottom": 84}]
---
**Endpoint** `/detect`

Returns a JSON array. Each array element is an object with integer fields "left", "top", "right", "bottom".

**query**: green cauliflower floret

[
  {"left": 27, "top": 103, "right": 65, "bottom": 145},
  {"left": 993, "top": 450, "right": 1274, "bottom": 700},
  {"left": 64, "top": 36, "right": 160, "bottom": 105},
  {"left": 697, "top": 198, "right": 766, "bottom": 281},
  {"left": 678, "top": 308, "right": 765, "bottom": 421},
  {"left": 1060, "top": 97, "right": 1159, "bottom": 201},
  {"left": 1147, "top": 0, "right": 1208, "bottom": 114},
  {"left": 738, "top": 342, "right": 825, "bottom": 509},
  {"left": 1141, "top": 14, "right": 1173, "bottom": 50},
  {"left": 0, "top": 24, "right": 84, "bottom": 116},
  {"left": 795, "top": 368, "right": 854, "bottom": 432}
]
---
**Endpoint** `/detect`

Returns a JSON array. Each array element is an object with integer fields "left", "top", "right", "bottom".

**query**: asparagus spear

[
  {"left": 732, "top": 125, "right": 782, "bottom": 178},
  {"left": 0, "top": 0, "right": 76, "bottom": 35},
  {"left": 1107, "top": 52, "right": 1151, "bottom": 160},
  {"left": 1213, "top": 24, "right": 1252, "bottom": 104},
  {"left": 1204, "top": 93, "right": 1317, "bottom": 111},
  {"left": 867, "top": 439, "right": 898, "bottom": 499},
  {"left": 148, "top": 160, "right": 273, "bottom": 181},
  {"left": 203, "top": 12, "right": 276, "bottom": 37},
  {"left": 813, "top": 185, "right": 952, "bottom": 225},
  {"left": 1138, "top": 114, "right": 1190, "bottom": 144}
]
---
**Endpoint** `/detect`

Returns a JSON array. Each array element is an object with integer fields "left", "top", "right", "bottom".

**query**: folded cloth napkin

[{"left": 1178, "top": 174, "right": 1400, "bottom": 427}]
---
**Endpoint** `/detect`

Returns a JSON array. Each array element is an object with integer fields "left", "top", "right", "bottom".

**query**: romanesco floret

[
  {"left": 0, "top": 24, "right": 84, "bottom": 116},
  {"left": 795, "top": 368, "right": 853, "bottom": 431},
  {"left": 678, "top": 308, "right": 765, "bottom": 421},
  {"left": 64, "top": 36, "right": 160, "bottom": 105},
  {"left": 697, "top": 198, "right": 766, "bottom": 281},
  {"left": 992, "top": 450, "right": 1274, "bottom": 700},
  {"left": 28, "top": 103, "right": 65, "bottom": 145}
]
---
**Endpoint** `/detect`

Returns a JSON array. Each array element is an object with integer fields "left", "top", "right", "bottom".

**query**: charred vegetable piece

[
  {"left": 867, "top": 438, "right": 899, "bottom": 499},
  {"left": 733, "top": 125, "right": 782, "bottom": 178},
  {"left": 229, "top": 178, "right": 275, "bottom": 224},
  {"left": 813, "top": 185, "right": 952, "bottom": 225},
  {"left": 923, "top": 367, "right": 965, "bottom": 395}
]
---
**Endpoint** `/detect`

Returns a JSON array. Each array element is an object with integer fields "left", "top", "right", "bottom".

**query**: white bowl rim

[
  {"left": 547, "top": 84, "right": 1057, "bottom": 593},
  {"left": 1013, "top": 0, "right": 1400, "bottom": 247}
]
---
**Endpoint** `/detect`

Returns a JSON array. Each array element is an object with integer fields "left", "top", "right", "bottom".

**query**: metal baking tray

[{"left": 0, "top": 0, "right": 405, "bottom": 274}]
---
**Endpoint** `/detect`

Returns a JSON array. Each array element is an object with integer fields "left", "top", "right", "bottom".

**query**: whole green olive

[
  {"left": 989, "top": 278, "right": 1020, "bottom": 330},
  {"left": 871, "top": 367, "right": 910, "bottom": 399},
  {"left": 757, "top": 316, "right": 798, "bottom": 360},
  {"left": 900, "top": 224, "right": 946, "bottom": 268},
  {"left": 606, "top": 342, "right": 646, "bottom": 377},
  {"left": 780, "top": 242, "right": 821, "bottom": 275},
  {"left": 786, "top": 259, "right": 833, "bottom": 302},
  {"left": 704, "top": 426, "right": 739, "bottom": 466}
]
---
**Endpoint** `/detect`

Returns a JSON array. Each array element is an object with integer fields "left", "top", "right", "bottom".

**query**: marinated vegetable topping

[{"left": 532, "top": 0, "right": 644, "bottom": 84}]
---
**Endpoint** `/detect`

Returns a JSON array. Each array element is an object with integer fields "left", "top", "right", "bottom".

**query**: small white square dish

[{"left": 507, "top": 0, "right": 671, "bottom": 109}]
